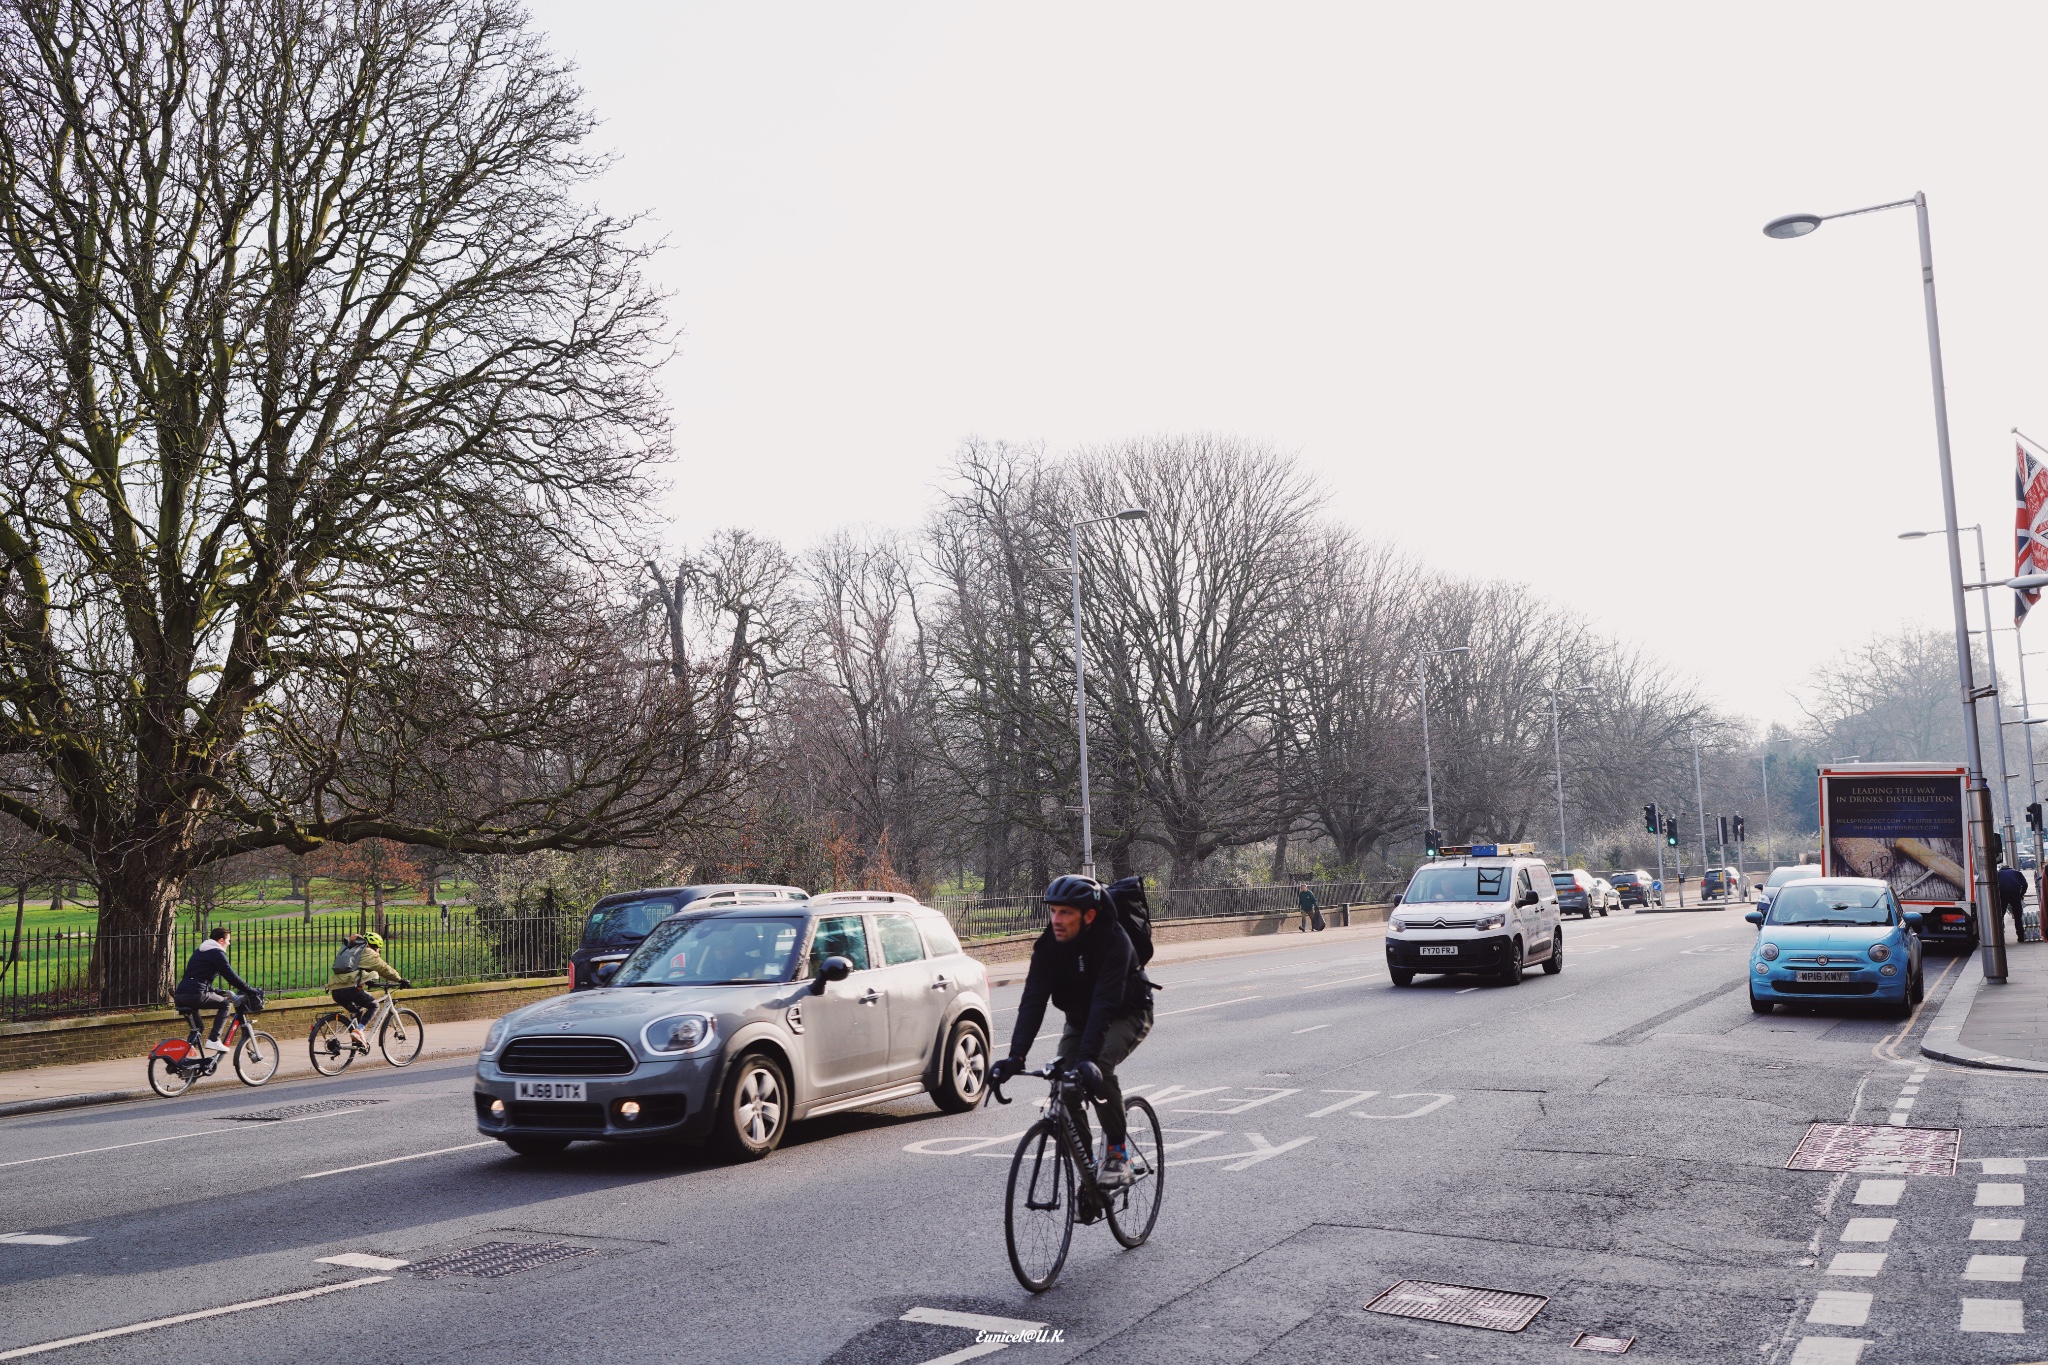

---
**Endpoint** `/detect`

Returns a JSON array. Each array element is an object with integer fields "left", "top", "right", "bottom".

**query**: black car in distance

[
  {"left": 1608, "top": 869, "right": 1662, "bottom": 908},
  {"left": 568, "top": 884, "right": 810, "bottom": 990}
]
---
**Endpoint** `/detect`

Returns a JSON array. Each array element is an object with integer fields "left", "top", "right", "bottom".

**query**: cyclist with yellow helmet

[{"left": 326, "top": 931, "right": 408, "bottom": 1050}]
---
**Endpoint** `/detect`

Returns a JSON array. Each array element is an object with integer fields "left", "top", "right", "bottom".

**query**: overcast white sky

[{"left": 523, "top": 1, "right": 2048, "bottom": 730}]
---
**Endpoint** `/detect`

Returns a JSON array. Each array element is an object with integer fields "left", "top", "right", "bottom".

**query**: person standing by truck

[{"left": 1998, "top": 863, "right": 2030, "bottom": 944}]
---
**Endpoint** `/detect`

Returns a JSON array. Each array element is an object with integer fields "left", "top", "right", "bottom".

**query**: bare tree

[{"left": 0, "top": 0, "right": 708, "bottom": 1002}]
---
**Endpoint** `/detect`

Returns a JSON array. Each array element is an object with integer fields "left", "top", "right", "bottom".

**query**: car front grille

[
  {"left": 505, "top": 1101, "right": 608, "bottom": 1130},
  {"left": 500, "top": 1036, "right": 637, "bottom": 1076}
]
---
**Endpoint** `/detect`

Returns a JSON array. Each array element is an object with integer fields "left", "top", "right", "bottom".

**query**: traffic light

[
  {"left": 2030, "top": 802, "right": 2043, "bottom": 831},
  {"left": 1425, "top": 828, "right": 1442, "bottom": 857},
  {"left": 1732, "top": 814, "right": 1745, "bottom": 843},
  {"left": 1665, "top": 815, "right": 1679, "bottom": 847},
  {"left": 1717, "top": 815, "right": 1729, "bottom": 846},
  {"left": 1643, "top": 803, "right": 1659, "bottom": 835}
]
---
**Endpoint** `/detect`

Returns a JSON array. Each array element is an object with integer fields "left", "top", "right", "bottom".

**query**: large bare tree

[{"left": 0, "top": 0, "right": 704, "bottom": 1002}]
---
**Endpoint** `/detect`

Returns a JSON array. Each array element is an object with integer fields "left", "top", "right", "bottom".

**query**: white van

[{"left": 1385, "top": 845, "right": 1562, "bottom": 986}]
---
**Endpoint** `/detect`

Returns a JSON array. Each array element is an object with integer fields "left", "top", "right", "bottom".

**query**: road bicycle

[
  {"left": 308, "top": 982, "right": 424, "bottom": 1075},
  {"left": 148, "top": 993, "right": 278, "bottom": 1096},
  {"left": 991, "top": 1060, "right": 1165, "bottom": 1292}
]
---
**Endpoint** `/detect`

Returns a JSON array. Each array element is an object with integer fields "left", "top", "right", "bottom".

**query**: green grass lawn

[{"left": 0, "top": 878, "right": 481, "bottom": 934}]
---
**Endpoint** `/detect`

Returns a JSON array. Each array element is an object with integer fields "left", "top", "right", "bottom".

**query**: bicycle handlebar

[{"left": 988, "top": 1061, "right": 1064, "bottom": 1107}]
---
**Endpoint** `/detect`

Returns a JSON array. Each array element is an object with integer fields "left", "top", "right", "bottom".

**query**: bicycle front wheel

[
  {"left": 1107, "top": 1095, "right": 1164, "bottom": 1248},
  {"left": 235, "top": 1030, "right": 280, "bottom": 1086},
  {"left": 147, "top": 1054, "right": 194, "bottom": 1098},
  {"left": 308, "top": 1013, "right": 355, "bottom": 1075},
  {"left": 1005, "top": 1118, "right": 1076, "bottom": 1293},
  {"left": 379, "top": 1007, "right": 425, "bottom": 1067}
]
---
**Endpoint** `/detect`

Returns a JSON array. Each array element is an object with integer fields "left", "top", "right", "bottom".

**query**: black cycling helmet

[{"left": 1044, "top": 874, "right": 1108, "bottom": 915}]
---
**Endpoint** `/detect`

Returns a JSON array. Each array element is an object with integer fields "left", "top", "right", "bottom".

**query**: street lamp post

[
  {"left": 1068, "top": 506, "right": 1148, "bottom": 880},
  {"left": 1903, "top": 525, "right": 2019, "bottom": 858},
  {"left": 1415, "top": 646, "right": 1472, "bottom": 836},
  {"left": 1547, "top": 685, "right": 1597, "bottom": 865},
  {"left": 1767, "top": 193, "right": 2005, "bottom": 981}
]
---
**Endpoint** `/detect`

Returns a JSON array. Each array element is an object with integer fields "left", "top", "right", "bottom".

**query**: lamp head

[
  {"left": 1763, "top": 213, "right": 1823, "bottom": 239},
  {"left": 1898, "top": 531, "right": 1931, "bottom": 540},
  {"left": 2010, "top": 573, "right": 2048, "bottom": 591},
  {"left": 1115, "top": 507, "right": 1149, "bottom": 521}
]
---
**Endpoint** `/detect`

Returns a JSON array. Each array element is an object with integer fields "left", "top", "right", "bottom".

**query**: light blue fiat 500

[{"left": 1746, "top": 877, "right": 1922, "bottom": 1017}]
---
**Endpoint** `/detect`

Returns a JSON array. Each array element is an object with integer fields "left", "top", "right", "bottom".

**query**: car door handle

[
  {"left": 858, "top": 989, "right": 881, "bottom": 1005},
  {"left": 930, "top": 976, "right": 950, "bottom": 990}
]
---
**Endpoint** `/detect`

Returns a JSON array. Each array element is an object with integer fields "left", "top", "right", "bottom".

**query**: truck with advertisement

[{"left": 1818, "top": 762, "right": 1976, "bottom": 952}]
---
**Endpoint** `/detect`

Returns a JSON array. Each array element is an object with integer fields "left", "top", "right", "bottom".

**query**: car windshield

[
  {"left": 583, "top": 896, "right": 681, "bottom": 946},
  {"left": 1767, "top": 884, "right": 1893, "bottom": 926},
  {"left": 1405, "top": 866, "right": 1510, "bottom": 903},
  {"left": 611, "top": 916, "right": 805, "bottom": 986},
  {"left": 1767, "top": 866, "right": 1822, "bottom": 887}
]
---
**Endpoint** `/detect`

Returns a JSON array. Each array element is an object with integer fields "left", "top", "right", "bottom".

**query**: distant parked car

[
  {"left": 1552, "top": 869, "right": 1603, "bottom": 919},
  {"left": 569, "top": 884, "right": 811, "bottom": 991},
  {"left": 1607, "top": 869, "right": 1663, "bottom": 909},
  {"left": 1587, "top": 877, "right": 1621, "bottom": 917},
  {"left": 1700, "top": 867, "right": 1747, "bottom": 903}
]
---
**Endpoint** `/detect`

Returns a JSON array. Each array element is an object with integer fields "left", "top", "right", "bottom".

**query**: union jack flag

[{"left": 2019, "top": 441, "right": 2048, "bottom": 624}]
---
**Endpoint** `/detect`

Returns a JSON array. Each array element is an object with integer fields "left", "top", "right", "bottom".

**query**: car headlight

[
  {"left": 642, "top": 1013, "right": 718, "bottom": 1056},
  {"left": 482, "top": 1017, "right": 508, "bottom": 1056},
  {"left": 1759, "top": 942, "right": 1780, "bottom": 960},
  {"left": 1474, "top": 912, "right": 1506, "bottom": 931},
  {"left": 1389, "top": 917, "right": 1406, "bottom": 932},
  {"left": 1868, "top": 943, "right": 1891, "bottom": 962}
]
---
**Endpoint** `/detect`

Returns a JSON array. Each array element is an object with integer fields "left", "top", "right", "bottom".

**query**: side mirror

[
  {"left": 1905, "top": 911, "right": 1924, "bottom": 930},
  {"left": 808, "top": 955, "right": 853, "bottom": 995},
  {"left": 595, "top": 961, "right": 621, "bottom": 983},
  {"left": 1517, "top": 891, "right": 1539, "bottom": 908},
  {"left": 1391, "top": 893, "right": 1402, "bottom": 905},
  {"left": 1744, "top": 911, "right": 1764, "bottom": 926}
]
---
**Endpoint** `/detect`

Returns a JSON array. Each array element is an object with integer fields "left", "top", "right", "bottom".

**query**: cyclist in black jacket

[
  {"left": 990, "top": 875, "right": 1154, "bottom": 1187},
  {"left": 173, "top": 925, "right": 256, "bottom": 1052}
]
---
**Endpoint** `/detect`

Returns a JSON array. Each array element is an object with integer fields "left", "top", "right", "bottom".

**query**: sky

[{"left": 521, "top": 1, "right": 2048, "bottom": 731}]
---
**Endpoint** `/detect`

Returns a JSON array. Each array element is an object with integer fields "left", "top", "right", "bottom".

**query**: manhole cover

[
  {"left": 217, "top": 1099, "right": 386, "bottom": 1122},
  {"left": 1787, "top": 1122, "right": 1960, "bottom": 1176},
  {"left": 1573, "top": 1332, "right": 1635, "bottom": 1354},
  {"left": 404, "top": 1241, "right": 594, "bottom": 1278},
  {"left": 1365, "top": 1280, "right": 1547, "bottom": 1333}
]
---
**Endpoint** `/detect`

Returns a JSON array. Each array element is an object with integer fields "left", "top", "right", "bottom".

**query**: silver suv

[{"left": 474, "top": 892, "right": 993, "bottom": 1160}]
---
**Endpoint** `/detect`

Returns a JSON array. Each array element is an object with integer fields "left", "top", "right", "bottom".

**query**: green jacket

[
  {"left": 327, "top": 945, "right": 403, "bottom": 991},
  {"left": 1297, "top": 889, "right": 1317, "bottom": 913}
]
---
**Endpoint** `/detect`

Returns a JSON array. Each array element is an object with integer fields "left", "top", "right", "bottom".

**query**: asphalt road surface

[{"left": 3, "top": 909, "right": 2043, "bottom": 1364}]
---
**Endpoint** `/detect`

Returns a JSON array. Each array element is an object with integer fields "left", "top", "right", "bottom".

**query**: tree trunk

[
  {"left": 373, "top": 879, "right": 387, "bottom": 936},
  {"left": 1270, "top": 832, "right": 1290, "bottom": 883},
  {"left": 92, "top": 868, "right": 185, "bottom": 1009}
]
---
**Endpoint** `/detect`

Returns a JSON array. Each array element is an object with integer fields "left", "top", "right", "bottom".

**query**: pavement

[
  {"left": 7, "top": 903, "right": 2044, "bottom": 1364},
  {"left": 1922, "top": 935, "right": 2048, "bottom": 1075}
]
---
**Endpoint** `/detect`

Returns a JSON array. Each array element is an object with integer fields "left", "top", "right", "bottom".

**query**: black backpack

[{"left": 1104, "top": 876, "right": 1155, "bottom": 967}]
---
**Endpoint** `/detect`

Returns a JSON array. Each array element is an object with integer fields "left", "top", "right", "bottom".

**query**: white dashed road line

[
  {"left": 0, "top": 1276, "right": 388, "bottom": 1360},
  {"left": 1851, "top": 1180, "right": 1903, "bottom": 1206},
  {"left": 1959, "top": 1298, "right": 2025, "bottom": 1333},
  {"left": 1971, "top": 1219, "right": 2025, "bottom": 1241},
  {"left": 1964, "top": 1255, "right": 2025, "bottom": 1283},
  {"left": 298, "top": 1141, "right": 495, "bottom": 1180},
  {"left": 1156, "top": 995, "right": 1261, "bottom": 1017},
  {"left": 1806, "top": 1291, "right": 1871, "bottom": 1326},
  {"left": 0, "top": 1234, "right": 88, "bottom": 1246}
]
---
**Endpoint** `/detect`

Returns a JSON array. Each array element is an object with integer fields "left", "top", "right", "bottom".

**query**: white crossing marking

[
  {"left": 917, "top": 1346, "right": 1007, "bottom": 1365},
  {"left": 1156, "top": 995, "right": 1261, "bottom": 1017},
  {"left": 1806, "top": 1291, "right": 1872, "bottom": 1327},
  {"left": 1304, "top": 1090, "right": 1379, "bottom": 1119},
  {"left": 0, "top": 1234, "right": 88, "bottom": 1246},
  {"left": 0, "top": 1275, "right": 388, "bottom": 1359},
  {"left": 299, "top": 1142, "right": 494, "bottom": 1180},
  {"left": 1355, "top": 1093, "right": 1454, "bottom": 1120},
  {"left": 901, "top": 1307, "right": 1048, "bottom": 1335},
  {"left": 1891, "top": 1098, "right": 1914, "bottom": 1110},
  {"left": 1788, "top": 1338, "right": 1867, "bottom": 1364},
  {"left": 1163, "top": 1088, "right": 1301, "bottom": 1115},
  {"left": 1982, "top": 1158, "right": 2027, "bottom": 1175},
  {"left": 1840, "top": 1219, "right": 1895, "bottom": 1243},
  {"left": 1290, "top": 1025, "right": 1331, "bottom": 1034},
  {"left": 1172, "top": 1133, "right": 1316, "bottom": 1171},
  {"left": 1976, "top": 1183, "right": 2025, "bottom": 1207},
  {"left": 1852, "top": 1180, "right": 1904, "bottom": 1206},
  {"left": 902, "top": 1132, "right": 1029, "bottom": 1157},
  {"left": 317, "top": 1253, "right": 409, "bottom": 1271},
  {"left": 1959, "top": 1298, "right": 2025, "bottom": 1333},
  {"left": 1972, "top": 1219, "right": 2025, "bottom": 1241},
  {"left": 1825, "top": 1253, "right": 1886, "bottom": 1277},
  {"left": 1886, "top": 1114, "right": 1909, "bottom": 1126},
  {"left": 1898, "top": 1086, "right": 1920, "bottom": 1096},
  {"left": 1139, "top": 1086, "right": 1228, "bottom": 1107},
  {"left": 1964, "top": 1255, "right": 2026, "bottom": 1283}
]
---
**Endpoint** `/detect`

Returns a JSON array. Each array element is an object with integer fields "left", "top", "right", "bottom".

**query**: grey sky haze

[{"left": 522, "top": 0, "right": 2048, "bottom": 731}]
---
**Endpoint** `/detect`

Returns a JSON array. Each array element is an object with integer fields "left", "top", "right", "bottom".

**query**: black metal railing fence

[{"left": 0, "top": 913, "right": 580, "bottom": 1022}]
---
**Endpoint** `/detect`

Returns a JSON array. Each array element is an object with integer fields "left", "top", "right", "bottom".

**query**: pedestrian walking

[
  {"left": 1997, "top": 863, "right": 2029, "bottom": 945},
  {"left": 1297, "top": 882, "right": 1325, "bottom": 933}
]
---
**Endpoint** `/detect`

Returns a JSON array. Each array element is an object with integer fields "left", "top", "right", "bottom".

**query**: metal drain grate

[
  {"left": 217, "top": 1098, "right": 386, "bottom": 1122},
  {"left": 1365, "top": 1280, "right": 1547, "bottom": 1333},
  {"left": 404, "top": 1241, "right": 594, "bottom": 1278},
  {"left": 1787, "top": 1122, "right": 1960, "bottom": 1176}
]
